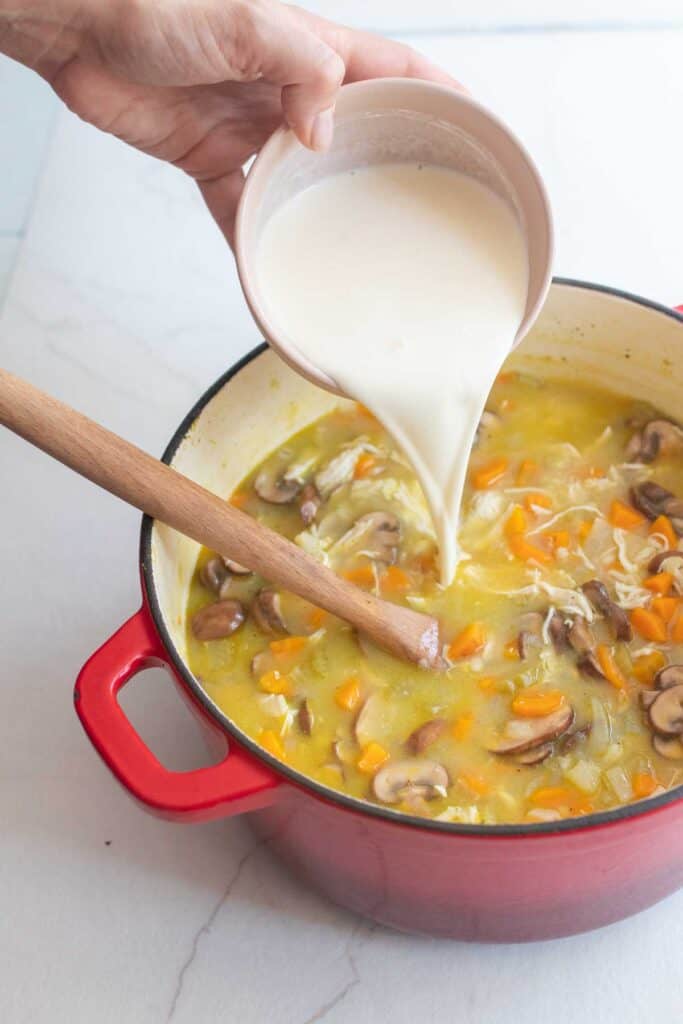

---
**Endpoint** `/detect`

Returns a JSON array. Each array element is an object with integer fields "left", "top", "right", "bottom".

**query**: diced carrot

[
  {"left": 496, "top": 371, "right": 516, "bottom": 385},
  {"left": 544, "top": 529, "right": 571, "bottom": 552},
  {"left": 596, "top": 645, "right": 627, "bottom": 690},
  {"left": 609, "top": 499, "right": 646, "bottom": 531},
  {"left": 503, "top": 641, "right": 520, "bottom": 660},
  {"left": 229, "top": 490, "right": 249, "bottom": 509},
  {"left": 343, "top": 565, "right": 375, "bottom": 588},
  {"left": 632, "top": 771, "right": 659, "bottom": 799},
  {"left": 270, "top": 636, "right": 308, "bottom": 656},
  {"left": 447, "top": 623, "right": 487, "bottom": 660},
  {"left": 381, "top": 565, "right": 411, "bottom": 593},
  {"left": 577, "top": 519, "right": 594, "bottom": 543},
  {"left": 529, "top": 785, "right": 590, "bottom": 813},
  {"left": 671, "top": 610, "right": 683, "bottom": 643},
  {"left": 259, "top": 730, "right": 285, "bottom": 759},
  {"left": 451, "top": 713, "right": 474, "bottom": 740},
  {"left": 353, "top": 452, "right": 377, "bottom": 479},
  {"left": 472, "top": 457, "right": 508, "bottom": 490},
  {"left": 335, "top": 676, "right": 362, "bottom": 712},
  {"left": 258, "top": 670, "right": 293, "bottom": 696},
  {"left": 630, "top": 607, "right": 668, "bottom": 643},
  {"left": 459, "top": 773, "right": 490, "bottom": 796},
  {"left": 524, "top": 492, "right": 553, "bottom": 513},
  {"left": 508, "top": 534, "right": 553, "bottom": 565},
  {"left": 644, "top": 572, "right": 673, "bottom": 596},
  {"left": 516, "top": 459, "right": 538, "bottom": 485},
  {"left": 355, "top": 402, "right": 377, "bottom": 421},
  {"left": 511, "top": 690, "right": 565, "bottom": 717},
  {"left": 651, "top": 596, "right": 679, "bottom": 623},
  {"left": 504, "top": 505, "right": 528, "bottom": 537},
  {"left": 632, "top": 650, "right": 666, "bottom": 685},
  {"left": 307, "top": 607, "right": 328, "bottom": 630},
  {"left": 477, "top": 676, "right": 498, "bottom": 693},
  {"left": 649, "top": 515, "right": 677, "bottom": 549},
  {"left": 357, "top": 742, "right": 390, "bottom": 774}
]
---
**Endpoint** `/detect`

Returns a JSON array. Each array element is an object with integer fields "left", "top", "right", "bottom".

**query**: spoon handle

[{"left": 0, "top": 369, "right": 439, "bottom": 666}]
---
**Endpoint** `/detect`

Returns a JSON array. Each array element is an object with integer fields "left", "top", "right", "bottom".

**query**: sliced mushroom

[
  {"left": 630, "top": 482, "right": 683, "bottom": 534},
  {"left": 577, "top": 653, "right": 606, "bottom": 681},
  {"left": 333, "top": 511, "right": 401, "bottom": 565},
  {"left": 648, "top": 550, "right": 683, "bottom": 575},
  {"left": 297, "top": 699, "right": 314, "bottom": 736},
  {"left": 298, "top": 483, "right": 321, "bottom": 526},
  {"left": 548, "top": 610, "right": 570, "bottom": 652},
  {"left": 654, "top": 665, "right": 683, "bottom": 690},
  {"left": 315, "top": 444, "right": 367, "bottom": 499},
  {"left": 568, "top": 615, "right": 596, "bottom": 656},
  {"left": 653, "top": 734, "right": 683, "bottom": 760},
  {"left": 488, "top": 704, "right": 575, "bottom": 755},
  {"left": 254, "top": 467, "right": 301, "bottom": 505},
  {"left": 648, "top": 684, "right": 683, "bottom": 736},
  {"left": 223, "top": 557, "right": 251, "bottom": 575},
  {"left": 626, "top": 419, "right": 683, "bottom": 463},
  {"left": 199, "top": 557, "right": 230, "bottom": 596},
  {"left": 373, "top": 759, "right": 450, "bottom": 805},
  {"left": 517, "top": 611, "right": 544, "bottom": 659},
  {"left": 191, "top": 599, "right": 245, "bottom": 641},
  {"left": 405, "top": 719, "right": 446, "bottom": 755},
  {"left": 251, "top": 590, "right": 288, "bottom": 635},
  {"left": 513, "top": 743, "right": 554, "bottom": 766},
  {"left": 558, "top": 722, "right": 592, "bottom": 753},
  {"left": 640, "top": 689, "right": 660, "bottom": 709},
  {"left": 580, "top": 579, "right": 632, "bottom": 642}
]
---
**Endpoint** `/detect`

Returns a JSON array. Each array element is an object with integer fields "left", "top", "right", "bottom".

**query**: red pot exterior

[{"left": 73, "top": 289, "right": 683, "bottom": 942}]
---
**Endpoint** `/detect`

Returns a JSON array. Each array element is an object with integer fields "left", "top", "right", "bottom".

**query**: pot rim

[{"left": 140, "top": 277, "right": 683, "bottom": 838}]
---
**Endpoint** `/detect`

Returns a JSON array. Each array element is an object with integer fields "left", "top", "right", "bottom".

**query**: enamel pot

[{"left": 75, "top": 280, "right": 683, "bottom": 942}]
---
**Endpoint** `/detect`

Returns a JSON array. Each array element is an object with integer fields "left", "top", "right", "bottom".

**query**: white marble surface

[{"left": 2, "top": 17, "right": 683, "bottom": 1024}]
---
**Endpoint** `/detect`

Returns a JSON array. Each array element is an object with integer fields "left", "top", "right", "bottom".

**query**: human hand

[{"left": 7, "top": 0, "right": 459, "bottom": 244}]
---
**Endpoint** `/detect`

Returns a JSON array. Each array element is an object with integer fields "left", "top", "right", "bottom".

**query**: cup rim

[
  {"left": 140, "top": 277, "right": 683, "bottom": 839},
  {"left": 234, "top": 76, "right": 555, "bottom": 396}
]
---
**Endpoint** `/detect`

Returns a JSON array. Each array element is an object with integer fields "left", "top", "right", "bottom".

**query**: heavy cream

[{"left": 255, "top": 163, "right": 528, "bottom": 584}]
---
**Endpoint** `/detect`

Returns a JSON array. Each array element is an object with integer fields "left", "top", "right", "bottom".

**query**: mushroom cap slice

[
  {"left": 580, "top": 579, "right": 632, "bottom": 641},
  {"left": 654, "top": 665, "right": 683, "bottom": 690},
  {"left": 648, "top": 684, "right": 683, "bottom": 736},
  {"left": 548, "top": 610, "right": 569, "bottom": 652},
  {"left": 297, "top": 699, "right": 314, "bottom": 736},
  {"left": 373, "top": 759, "right": 450, "bottom": 805},
  {"left": 630, "top": 482, "right": 683, "bottom": 534},
  {"left": 251, "top": 590, "right": 288, "bottom": 635},
  {"left": 191, "top": 599, "right": 245, "bottom": 641},
  {"left": 199, "top": 557, "right": 230, "bottom": 595},
  {"left": 514, "top": 742, "right": 554, "bottom": 766},
  {"left": 640, "top": 689, "right": 660, "bottom": 709},
  {"left": 626, "top": 419, "right": 683, "bottom": 463},
  {"left": 332, "top": 511, "right": 401, "bottom": 566},
  {"left": 488, "top": 704, "right": 574, "bottom": 755},
  {"left": 568, "top": 615, "right": 596, "bottom": 656},
  {"left": 653, "top": 734, "right": 683, "bottom": 760},
  {"left": 648, "top": 550, "right": 683, "bottom": 576},
  {"left": 222, "top": 557, "right": 251, "bottom": 575},
  {"left": 405, "top": 719, "right": 446, "bottom": 754},
  {"left": 254, "top": 468, "right": 301, "bottom": 504}
]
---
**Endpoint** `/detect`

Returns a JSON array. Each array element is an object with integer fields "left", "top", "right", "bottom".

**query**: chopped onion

[{"left": 606, "top": 766, "right": 633, "bottom": 802}]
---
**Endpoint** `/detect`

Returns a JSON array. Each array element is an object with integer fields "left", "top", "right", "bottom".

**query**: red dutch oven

[{"left": 75, "top": 280, "right": 683, "bottom": 942}]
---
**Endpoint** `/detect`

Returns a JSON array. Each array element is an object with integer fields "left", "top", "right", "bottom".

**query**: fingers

[
  {"left": 287, "top": 6, "right": 465, "bottom": 92},
  {"left": 249, "top": 3, "right": 345, "bottom": 150}
]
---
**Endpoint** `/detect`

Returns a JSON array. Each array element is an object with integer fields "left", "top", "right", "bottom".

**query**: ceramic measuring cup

[{"left": 235, "top": 77, "right": 553, "bottom": 397}]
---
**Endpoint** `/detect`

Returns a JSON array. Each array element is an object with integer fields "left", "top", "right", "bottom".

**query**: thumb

[{"left": 253, "top": 5, "right": 345, "bottom": 150}]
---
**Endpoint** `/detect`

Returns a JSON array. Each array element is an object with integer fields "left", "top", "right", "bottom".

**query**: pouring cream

[{"left": 255, "top": 162, "right": 528, "bottom": 584}]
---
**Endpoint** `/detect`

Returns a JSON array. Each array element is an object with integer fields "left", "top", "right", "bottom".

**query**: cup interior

[{"left": 236, "top": 78, "right": 554, "bottom": 393}]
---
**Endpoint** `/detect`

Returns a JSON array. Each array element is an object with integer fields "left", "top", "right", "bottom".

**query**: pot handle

[{"left": 74, "top": 607, "right": 282, "bottom": 822}]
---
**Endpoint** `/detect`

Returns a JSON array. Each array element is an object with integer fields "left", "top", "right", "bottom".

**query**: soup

[{"left": 185, "top": 371, "right": 683, "bottom": 824}]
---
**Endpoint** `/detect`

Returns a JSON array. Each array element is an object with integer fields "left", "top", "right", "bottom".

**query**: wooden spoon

[{"left": 0, "top": 370, "right": 441, "bottom": 667}]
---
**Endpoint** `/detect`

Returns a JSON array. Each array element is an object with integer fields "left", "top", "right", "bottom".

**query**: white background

[{"left": 2, "top": 3, "right": 683, "bottom": 1021}]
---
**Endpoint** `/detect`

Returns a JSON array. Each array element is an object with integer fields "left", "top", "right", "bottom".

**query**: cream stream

[{"left": 255, "top": 163, "right": 528, "bottom": 583}]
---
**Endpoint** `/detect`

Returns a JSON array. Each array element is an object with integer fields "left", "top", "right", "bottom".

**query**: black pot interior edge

[{"left": 139, "top": 279, "right": 683, "bottom": 838}]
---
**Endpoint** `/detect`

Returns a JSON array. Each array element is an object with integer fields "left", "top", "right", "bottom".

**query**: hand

[{"left": 7, "top": 0, "right": 459, "bottom": 244}]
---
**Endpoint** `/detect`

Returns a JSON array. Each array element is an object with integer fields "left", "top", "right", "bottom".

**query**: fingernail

[{"left": 310, "top": 107, "right": 334, "bottom": 152}]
